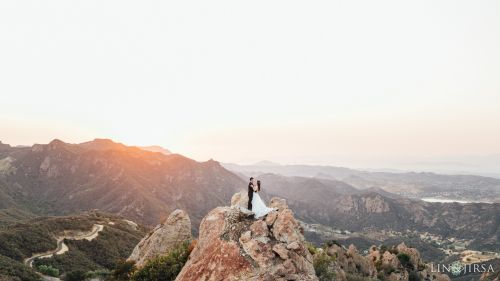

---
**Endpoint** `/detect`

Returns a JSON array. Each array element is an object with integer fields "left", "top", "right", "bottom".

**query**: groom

[{"left": 247, "top": 177, "right": 254, "bottom": 210}]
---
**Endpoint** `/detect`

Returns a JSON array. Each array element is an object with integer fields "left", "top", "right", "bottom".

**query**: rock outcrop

[
  {"left": 128, "top": 209, "right": 191, "bottom": 267},
  {"left": 314, "top": 242, "right": 451, "bottom": 281},
  {"left": 175, "top": 194, "right": 318, "bottom": 281},
  {"left": 230, "top": 191, "right": 249, "bottom": 210}
]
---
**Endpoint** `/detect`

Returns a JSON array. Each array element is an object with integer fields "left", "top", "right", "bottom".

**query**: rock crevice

[
  {"left": 128, "top": 209, "right": 191, "bottom": 267},
  {"left": 175, "top": 192, "right": 318, "bottom": 281}
]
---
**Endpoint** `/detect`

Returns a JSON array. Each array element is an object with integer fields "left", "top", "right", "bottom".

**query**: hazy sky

[{"left": 1, "top": 1, "right": 499, "bottom": 172}]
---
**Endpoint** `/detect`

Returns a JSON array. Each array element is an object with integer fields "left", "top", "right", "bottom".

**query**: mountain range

[
  {"left": 0, "top": 138, "right": 243, "bottom": 231},
  {"left": 248, "top": 173, "right": 499, "bottom": 252},
  {"left": 223, "top": 162, "right": 500, "bottom": 203},
  {"left": 0, "top": 139, "right": 498, "bottom": 259}
]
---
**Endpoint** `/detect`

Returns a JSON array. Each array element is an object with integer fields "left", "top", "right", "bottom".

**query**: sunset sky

[{"left": 1, "top": 0, "right": 499, "bottom": 173}]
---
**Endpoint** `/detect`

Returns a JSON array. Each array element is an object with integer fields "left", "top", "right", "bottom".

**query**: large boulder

[
  {"left": 175, "top": 196, "right": 318, "bottom": 281},
  {"left": 231, "top": 191, "right": 249, "bottom": 209},
  {"left": 396, "top": 242, "right": 422, "bottom": 267},
  {"left": 128, "top": 209, "right": 191, "bottom": 267},
  {"left": 324, "top": 243, "right": 377, "bottom": 280}
]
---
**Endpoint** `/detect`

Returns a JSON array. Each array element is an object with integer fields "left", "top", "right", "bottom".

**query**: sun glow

[{"left": 1, "top": 0, "right": 500, "bottom": 171}]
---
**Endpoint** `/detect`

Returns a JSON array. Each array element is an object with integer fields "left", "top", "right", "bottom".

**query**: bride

[{"left": 251, "top": 180, "right": 277, "bottom": 218}]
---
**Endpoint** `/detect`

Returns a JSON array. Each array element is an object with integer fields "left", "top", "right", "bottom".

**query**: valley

[
  {"left": 24, "top": 223, "right": 104, "bottom": 268},
  {"left": 223, "top": 162, "right": 500, "bottom": 203},
  {"left": 0, "top": 139, "right": 498, "bottom": 280},
  {"left": 0, "top": 211, "right": 146, "bottom": 280},
  {"left": 0, "top": 139, "right": 244, "bottom": 230},
  {"left": 302, "top": 220, "right": 500, "bottom": 266}
]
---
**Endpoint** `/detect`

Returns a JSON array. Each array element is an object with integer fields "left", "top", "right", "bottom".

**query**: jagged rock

[
  {"left": 240, "top": 235, "right": 276, "bottom": 267},
  {"left": 273, "top": 243, "right": 290, "bottom": 259},
  {"left": 287, "top": 241, "right": 300, "bottom": 250},
  {"left": 128, "top": 209, "right": 191, "bottom": 267},
  {"left": 348, "top": 245, "right": 377, "bottom": 277},
  {"left": 325, "top": 244, "right": 377, "bottom": 278},
  {"left": 397, "top": 242, "right": 422, "bottom": 266},
  {"left": 231, "top": 191, "right": 249, "bottom": 209},
  {"left": 387, "top": 271, "right": 409, "bottom": 281},
  {"left": 250, "top": 220, "right": 269, "bottom": 237},
  {"left": 175, "top": 195, "right": 318, "bottom": 281},
  {"left": 480, "top": 270, "right": 499, "bottom": 281},
  {"left": 369, "top": 246, "right": 381, "bottom": 263},
  {"left": 314, "top": 243, "right": 450, "bottom": 281},
  {"left": 270, "top": 198, "right": 288, "bottom": 210},
  {"left": 272, "top": 209, "right": 302, "bottom": 245},
  {"left": 382, "top": 251, "right": 401, "bottom": 268},
  {"left": 361, "top": 194, "right": 391, "bottom": 213},
  {"left": 265, "top": 210, "right": 278, "bottom": 225},
  {"left": 419, "top": 267, "right": 452, "bottom": 281}
]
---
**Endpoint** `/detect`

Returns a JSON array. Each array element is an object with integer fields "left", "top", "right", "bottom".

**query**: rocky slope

[
  {"left": 124, "top": 192, "right": 456, "bottom": 281},
  {"left": 313, "top": 241, "right": 451, "bottom": 281},
  {"left": 0, "top": 211, "right": 146, "bottom": 280},
  {"left": 251, "top": 174, "right": 499, "bottom": 252},
  {"left": 175, "top": 193, "right": 318, "bottom": 281},
  {"left": 128, "top": 209, "right": 192, "bottom": 267}
]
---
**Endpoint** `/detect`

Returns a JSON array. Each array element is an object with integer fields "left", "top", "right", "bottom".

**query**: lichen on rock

[
  {"left": 175, "top": 194, "right": 318, "bottom": 281},
  {"left": 128, "top": 209, "right": 191, "bottom": 268}
]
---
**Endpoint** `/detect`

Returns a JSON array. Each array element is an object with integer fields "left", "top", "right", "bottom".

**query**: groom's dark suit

[{"left": 247, "top": 182, "right": 254, "bottom": 210}]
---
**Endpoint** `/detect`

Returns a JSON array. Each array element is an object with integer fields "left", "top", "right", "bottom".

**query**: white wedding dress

[{"left": 251, "top": 192, "right": 276, "bottom": 218}]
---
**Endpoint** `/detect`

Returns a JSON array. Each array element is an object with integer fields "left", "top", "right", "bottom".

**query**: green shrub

[
  {"left": 111, "top": 260, "right": 136, "bottom": 281},
  {"left": 380, "top": 245, "right": 388, "bottom": 254},
  {"left": 374, "top": 260, "right": 382, "bottom": 270},
  {"left": 346, "top": 273, "right": 378, "bottom": 281},
  {"left": 326, "top": 240, "right": 341, "bottom": 247},
  {"left": 313, "top": 252, "right": 336, "bottom": 281},
  {"left": 37, "top": 264, "right": 59, "bottom": 277},
  {"left": 397, "top": 253, "right": 412, "bottom": 269},
  {"left": 388, "top": 248, "right": 399, "bottom": 255},
  {"left": 85, "top": 269, "right": 111, "bottom": 279},
  {"left": 0, "top": 254, "right": 40, "bottom": 281},
  {"left": 380, "top": 264, "right": 396, "bottom": 275},
  {"left": 31, "top": 222, "right": 144, "bottom": 276},
  {"left": 409, "top": 271, "right": 421, "bottom": 281},
  {"left": 131, "top": 242, "right": 190, "bottom": 281},
  {"left": 377, "top": 271, "right": 386, "bottom": 281},
  {"left": 64, "top": 270, "right": 86, "bottom": 281},
  {"left": 305, "top": 242, "right": 318, "bottom": 255}
]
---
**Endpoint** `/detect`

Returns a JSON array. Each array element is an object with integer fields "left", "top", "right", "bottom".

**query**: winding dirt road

[{"left": 24, "top": 224, "right": 104, "bottom": 280}]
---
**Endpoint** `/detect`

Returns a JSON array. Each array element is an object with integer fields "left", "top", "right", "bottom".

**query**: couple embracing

[{"left": 247, "top": 177, "right": 276, "bottom": 218}]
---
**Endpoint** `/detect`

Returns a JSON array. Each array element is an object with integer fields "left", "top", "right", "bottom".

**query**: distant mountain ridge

[
  {"left": 223, "top": 162, "right": 500, "bottom": 203},
  {"left": 0, "top": 140, "right": 498, "bottom": 263},
  {"left": 139, "top": 145, "right": 171, "bottom": 155},
  {"left": 0, "top": 139, "right": 244, "bottom": 230},
  {"left": 227, "top": 172, "right": 499, "bottom": 252}
]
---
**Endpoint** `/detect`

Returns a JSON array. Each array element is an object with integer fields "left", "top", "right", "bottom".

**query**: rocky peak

[
  {"left": 138, "top": 145, "right": 171, "bottom": 155},
  {"left": 128, "top": 209, "right": 191, "bottom": 267},
  {"left": 361, "top": 193, "right": 391, "bottom": 213},
  {"left": 175, "top": 192, "right": 318, "bottom": 281},
  {"left": 316, "top": 242, "right": 450, "bottom": 281},
  {"left": 31, "top": 139, "right": 75, "bottom": 153},
  {"left": 78, "top": 138, "right": 129, "bottom": 152},
  {"left": 47, "top": 139, "right": 67, "bottom": 149},
  {"left": 396, "top": 242, "right": 422, "bottom": 266},
  {"left": 334, "top": 193, "right": 391, "bottom": 214},
  {"left": 0, "top": 141, "right": 11, "bottom": 149}
]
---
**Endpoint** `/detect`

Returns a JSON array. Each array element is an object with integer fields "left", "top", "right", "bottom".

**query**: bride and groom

[{"left": 247, "top": 177, "right": 277, "bottom": 218}]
